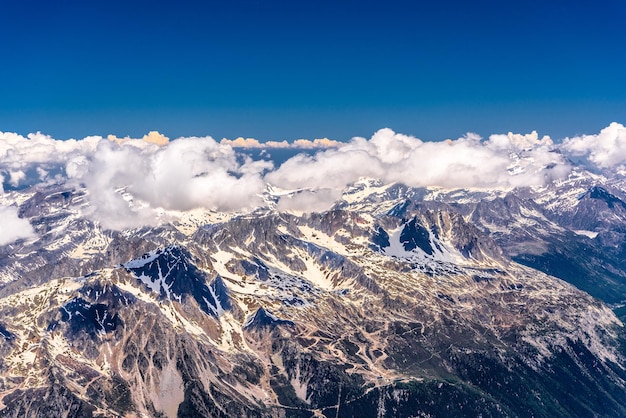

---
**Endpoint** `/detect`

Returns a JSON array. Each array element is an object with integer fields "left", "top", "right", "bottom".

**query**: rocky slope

[{"left": 0, "top": 176, "right": 625, "bottom": 417}]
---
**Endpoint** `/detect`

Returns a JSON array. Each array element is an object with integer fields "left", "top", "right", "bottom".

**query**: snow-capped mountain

[{"left": 1, "top": 168, "right": 626, "bottom": 417}]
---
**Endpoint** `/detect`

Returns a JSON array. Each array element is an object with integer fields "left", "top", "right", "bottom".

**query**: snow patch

[
  {"left": 573, "top": 230, "right": 598, "bottom": 239},
  {"left": 123, "top": 250, "right": 161, "bottom": 269},
  {"left": 301, "top": 254, "right": 333, "bottom": 290},
  {"left": 298, "top": 225, "right": 350, "bottom": 256}
]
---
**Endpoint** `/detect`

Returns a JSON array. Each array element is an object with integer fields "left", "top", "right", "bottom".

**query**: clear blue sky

[{"left": 1, "top": 0, "right": 625, "bottom": 141}]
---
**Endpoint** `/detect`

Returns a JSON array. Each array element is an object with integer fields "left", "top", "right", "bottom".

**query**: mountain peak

[
  {"left": 585, "top": 185, "right": 626, "bottom": 210},
  {"left": 243, "top": 307, "right": 294, "bottom": 330},
  {"left": 123, "top": 246, "right": 230, "bottom": 316}
]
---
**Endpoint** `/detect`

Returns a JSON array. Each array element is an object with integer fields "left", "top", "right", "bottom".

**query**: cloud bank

[
  {"left": 562, "top": 122, "right": 626, "bottom": 169},
  {"left": 266, "top": 128, "right": 568, "bottom": 194},
  {"left": 1, "top": 123, "right": 625, "bottom": 238},
  {"left": 73, "top": 136, "right": 272, "bottom": 229},
  {"left": 220, "top": 136, "right": 341, "bottom": 149}
]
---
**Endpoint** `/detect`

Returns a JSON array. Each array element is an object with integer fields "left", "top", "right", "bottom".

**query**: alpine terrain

[{"left": 1, "top": 126, "right": 626, "bottom": 417}]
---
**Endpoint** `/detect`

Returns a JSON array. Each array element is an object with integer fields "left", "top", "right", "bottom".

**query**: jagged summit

[
  {"left": 123, "top": 245, "right": 231, "bottom": 316},
  {"left": 582, "top": 185, "right": 626, "bottom": 210},
  {"left": 243, "top": 307, "right": 294, "bottom": 330}
]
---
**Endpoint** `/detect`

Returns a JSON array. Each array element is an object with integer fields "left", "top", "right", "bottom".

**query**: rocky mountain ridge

[{"left": 0, "top": 170, "right": 626, "bottom": 417}]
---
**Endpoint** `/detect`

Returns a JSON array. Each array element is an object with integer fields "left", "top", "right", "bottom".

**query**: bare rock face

[{"left": 1, "top": 177, "right": 626, "bottom": 417}]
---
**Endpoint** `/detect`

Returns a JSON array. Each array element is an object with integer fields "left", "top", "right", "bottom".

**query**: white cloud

[
  {"left": 80, "top": 140, "right": 156, "bottom": 230},
  {"left": 128, "top": 136, "right": 271, "bottom": 212},
  {"left": 266, "top": 147, "right": 384, "bottom": 191},
  {"left": 292, "top": 138, "right": 342, "bottom": 149},
  {"left": 0, "top": 205, "right": 36, "bottom": 246},
  {"left": 562, "top": 122, "right": 626, "bottom": 169},
  {"left": 275, "top": 189, "right": 342, "bottom": 213},
  {"left": 220, "top": 136, "right": 341, "bottom": 149},
  {"left": 267, "top": 128, "right": 569, "bottom": 203},
  {"left": 0, "top": 131, "right": 273, "bottom": 229},
  {"left": 220, "top": 137, "right": 265, "bottom": 148},
  {"left": 106, "top": 131, "right": 170, "bottom": 147},
  {"left": 8, "top": 171, "right": 26, "bottom": 187},
  {"left": 4, "top": 124, "right": 626, "bottom": 227},
  {"left": 77, "top": 136, "right": 272, "bottom": 229},
  {"left": 486, "top": 131, "right": 553, "bottom": 152},
  {"left": 0, "top": 130, "right": 100, "bottom": 188}
]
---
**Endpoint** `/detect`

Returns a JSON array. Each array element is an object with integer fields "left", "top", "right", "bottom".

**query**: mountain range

[{"left": 1, "top": 163, "right": 626, "bottom": 417}]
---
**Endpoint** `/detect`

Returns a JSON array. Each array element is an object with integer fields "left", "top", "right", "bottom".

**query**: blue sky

[{"left": 1, "top": 0, "right": 625, "bottom": 142}]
